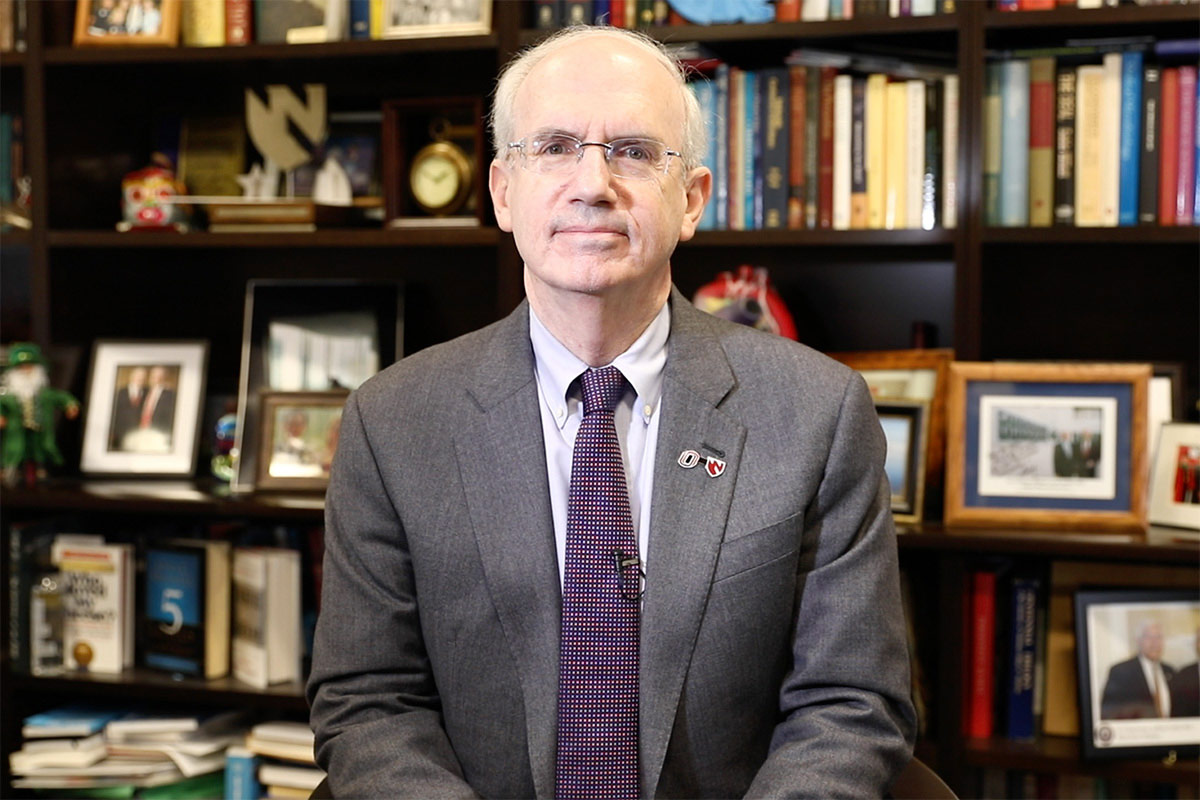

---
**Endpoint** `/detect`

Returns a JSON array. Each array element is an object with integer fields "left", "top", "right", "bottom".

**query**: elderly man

[
  {"left": 308, "top": 26, "right": 915, "bottom": 798},
  {"left": 1101, "top": 619, "right": 1176, "bottom": 719}
]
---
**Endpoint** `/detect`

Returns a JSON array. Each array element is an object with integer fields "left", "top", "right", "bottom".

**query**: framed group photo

[
  {"left": 944, "top": 362, "right": 1150, "bottom": 532},
  {"left": 1149, "top": 422, "right": 1200, "bottom": 531},
  {"left": 383, "top": 0, "right": 492, "bottom": 39},
  {"left": 80, "top": 340, "right": 208, "bottom": 476},
  {"left": 73, "top": 0, "right": 181, "bottom": 47},
  {"left": 1075, "top": 588, "right": 1200, "bottom": 761},
  {"left": 256, "top": 391, "right": 349, "bottom": 492}
]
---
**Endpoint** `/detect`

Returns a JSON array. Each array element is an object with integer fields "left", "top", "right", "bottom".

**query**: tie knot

[{"left": 580, "top": 367, "right": 627, "bottom": 416}]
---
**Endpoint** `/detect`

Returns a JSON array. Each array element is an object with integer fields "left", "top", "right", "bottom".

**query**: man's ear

[
  {"left": 489, "top": 159, "right": 514, "bottom": 233},
  {"left": 677, "top": 166, "right": 712, "bottom": 242}
]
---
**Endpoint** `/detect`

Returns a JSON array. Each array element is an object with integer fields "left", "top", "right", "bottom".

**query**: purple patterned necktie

[{"left": 556, "top": 366, "right": 640, "bottom": 800}]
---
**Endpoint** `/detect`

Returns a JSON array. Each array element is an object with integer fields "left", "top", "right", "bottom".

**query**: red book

[
  {"left": 788, "top": 64, "right": 807, "bottom": 229},
  {"left": 610, "top": 0, "right": 626, "bottom": 27},
  {"left": 1175, "top": 66, "right": 1196, "bottom": 224},
  {"left": 1159, "top": 67, "right": 1180, "bottom": 226},
  {"left": 775, "top": 0, "right": 801, "bottom": 21},
  {"left": 818, "top": 66, "right": 837, "bottom": 229},
  {"left": 965, "top": 569, "right": 997, "bottom": 739},
  {"left": 1019, "top": 0, "right": 1055, "bottom": 8},
  {"left": 224, "top": 0, "right": 252, "bottom": 45},
  {"left": 1028, "top": 57, "right": 1056, "bottom": 226}
]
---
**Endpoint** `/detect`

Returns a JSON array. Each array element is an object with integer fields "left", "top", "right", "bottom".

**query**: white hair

[{"left": 489, "top": 26, "right": 707, "bottom": 171}]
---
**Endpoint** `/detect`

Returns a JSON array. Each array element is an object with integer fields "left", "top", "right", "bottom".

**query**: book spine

[
  {"left": 610, "top": 0, "right": 625, "bottom": 27},
  {"left": 1028, "top": 57, "right": 1055, "bottom": 227},
  {"left": 803, "top": 0, "right": 831, "bottom": 21},
  {"left": 534, "top": 0, "right": 559, "bottom": 29},
  {"left": 1075, "top": 65, "right": 1105, "bottom": 227},
  {"left": 745, "top": 70, "right": 759, "bottom": 230},
  {"left": 885, "top": 80, "right": 908, "bottom": 229},
  {"left": 1054, "top": 65, "right": 1077, "bottom": 225},
  {"left": 182, "top": 0, "right": 225, "bottom": 46},
  {"left": 760, "top": 68, "right": 790, "bottom": 230},
  {"left": 984, "top": 62, "right": 1003, "bottom": 226},
  {"left": 692, "top": 82, "right": 717, "bottom": 231},
  {"left": 728, "top": 67, "right": 744, "bottom": 231},
  {"left": 833, "top": 73, "right": 853, "bottom": 230},
  {"left": 1195, "top": 76, "right": 1200, "bottom": 226},
  {"left": 1159, "top": 67, "right": 1180, "bottom": 225},
  {"left": 225, "top": 0, "right": 252, "bottom": 44},
  {"left": 715, "top": 65, "right": 730, "bottom": 230},
  {"left": 850, "top": 76, "right": 868, "bottom": 229},
  {"left": 787, "top": 65, "right": 807, "bottom": 229},
  {"left": 999, "top": 59, "right": 1030, "bottom": 227},
  {"left": 562, "top": 1, "right": 591, "bottom": 26},
  {"left": 818, "top": 66, "right": 837, "bottom": 229},
  {"left": 966, "top": 569, "right": 998, "bottom": 739},
  {"left": 1006, "top": 577, "right": 1040, "bottom": 741},
  {"left": 942, "top": 74, "right": 958, "bottom": 229},
  {"left": 775, "top": 0, "right": 801, "bottom": 21},
  {"left": 592, "top": 0, "right": 611, "bottom": 24},
  {"left": 368, "top": 0, "right": 383, "bottom": 39},
  {"left": 1175, "top": 65, "right": 1196, "bottom": 224},
  {"left": 1098, "top": 52, "right": 1122, "bottom": 226},
  {"left": 905, "top": 79, "right": 926, "bottom": 229},
  {"left": 805, "top": 66, "right": 821, "bottom": 228},
  {"left": 8, "top": 524, "right": 26, "bottom": 672},
  {"left": 348, "top": 0, "right": 370, "bottom": 39},
  {"left": 922, "top": 79, "right": 941, "bottom": 230},
  {"left": 224, "top": 746, "right": 262, "bottom": 800},
  {"left": 867, "top": 73, "right": 888, "bottom": 229},
  {"left": 1117, "top": 50, "right": 1143, "bottom": 226}
]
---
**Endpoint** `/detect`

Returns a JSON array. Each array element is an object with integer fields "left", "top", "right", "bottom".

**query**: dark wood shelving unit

[{"left": 3, "top": 1, "right": 1198, "bottom": 797}]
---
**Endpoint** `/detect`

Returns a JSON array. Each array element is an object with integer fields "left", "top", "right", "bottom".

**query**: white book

[
  {"left": 232, "top": 547, "right": 302, "bottom": 689},
  {"left": 906, "top": 80, "right": 927, "bottom": 230},
  {"left": 1075, "top": 65, "right": 1106, "bottom": 227},
  {"left": 801, "top": 0, "right": 829, "bottom": 21},
  {"left": 833, "top": 74, "right": 853, "bottom": 231},
  {"left": 911, "top": 0, "right": 936, "bottom": 15},
  {"left": 1099, "top": 52, "right": 1122, "bottom": 226},
  {"left": 258, "top": 762, "right": 326, "bottom": 791},
  {"left": 250, "top": 721, "right": 316, "bottom": 747},
  {"left": 942, "top": 74, "right": 959, "bottom": 229},
  {"left": 54, "top": 540, "right": 135, "bottom": 674},
  {"left": 9, "top": 734, "right": 106, "bottom": 772}
]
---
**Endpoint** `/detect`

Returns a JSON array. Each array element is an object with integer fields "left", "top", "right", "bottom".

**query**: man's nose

[{"left": 571, "top": 145, "right": 618, "bottom": 199}]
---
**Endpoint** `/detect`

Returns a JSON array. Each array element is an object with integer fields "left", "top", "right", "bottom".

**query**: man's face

[
  {"left": 128, "top": 367, "right": 147, "bottom": 389},
  {"left": 149, "top": 366, "right": 167, "bottom": 387},
  {"left": 490, "top": 37, "right": 710, "bottom": 304},
  {"left": 1138, "top": 622, "right": 1164, "bottom": 661}
]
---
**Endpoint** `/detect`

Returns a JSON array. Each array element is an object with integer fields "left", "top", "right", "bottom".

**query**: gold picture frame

[
  {"left": 73, "top": 0, "right": 181, "bottom": 47},
  {"left": 382, "top": 0, "right": 491, "bottom": 39},
  {"left": 256, "top": 390, "right": 349, "bottom": 492},
  {"left": 945, "top": 362, "right": 1150, "bottom": 532}
]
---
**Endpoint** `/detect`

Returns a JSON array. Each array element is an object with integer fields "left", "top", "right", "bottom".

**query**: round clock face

[{"left": 409, "top": 143, "right": 471, "bottom": 215}]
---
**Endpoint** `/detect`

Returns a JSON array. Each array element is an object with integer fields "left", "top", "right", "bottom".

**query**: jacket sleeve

[
  {"left": 306, "top": 391, "right": 479, "bottom": 799},
  {"left": 746, "top": 374, "right": 918, "bottom": 798}
]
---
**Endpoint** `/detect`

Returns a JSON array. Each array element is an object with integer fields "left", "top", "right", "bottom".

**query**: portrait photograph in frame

[
  {"left": 232, "top": 280, "right": 403, "bottom": 493},
  {"left": 383, "top": 0, "right": 491, "bottom": 39},
  {"left": 1075, "top": 588, "right": 1200, "bottom": 761},
  {"left": 80, "top": 340, "right": 208, "bottom": 476},
  {"left": 876, "top": 400, "right": 929, "bottom": 526},
  {"left": 827, "top": 348, "right": 952, "bottom": 518},
  {"left": 1148, "top": 422, "right": 1200, "bottom": 531},
  {"left": 944, "top": 362, "right": 1149, "bottom": 532},
  {"left": 73, "top": 0, "right": 181, "bottom": 47},
  {"left": 256, "top": 391, "right": 349, "bottom": 492}
]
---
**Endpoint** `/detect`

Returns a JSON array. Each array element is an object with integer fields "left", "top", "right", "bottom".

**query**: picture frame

[
  {"left": 382, "top": 0, "right": 492, "bottom": 39},
  {"left": 876, "top": 400, "right": 929, "bottom": 526},
  {"left": 944, "top": 362, "right": 1150, "bottom": 532},
  {"left": 80, "top": 340, "right": 208, "bottom": 476},
  {"left": 827, "top": 348, "right": 952, "bottom": 518},
  {"left": 255, "top": 390, "right": 349, "bottom": 491},
  {"left": 1074, "top": 588, "right": 1200, "bottom": 761},
  {"left": 73, "top": 0, "right": 181, "bottom": 47},
  {"left": 232, "top": 280, "right": 404, "bottom": 493},
  {"left": 1148, "top": 422, "right": 1200, "bottom": 531}
]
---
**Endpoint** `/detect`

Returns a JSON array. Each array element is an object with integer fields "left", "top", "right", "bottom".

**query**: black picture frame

[
  {"left": 875, "top": 399, "right": 929, "bottom": 526},
  {"left": 232, "top": 280, "right": 403, "bottom": 493},
  {"left": 1074, "top": 588, "right": 1200, "bottom": 762}
]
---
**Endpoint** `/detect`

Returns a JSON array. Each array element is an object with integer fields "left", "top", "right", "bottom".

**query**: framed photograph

[
  {"left": 232, "top": 280, "right": 403, "bottom": 493},
  {"left": 73, "top": 0, "right": 181, "bottom": 47},
  {"left": 828, "top": 348, "right": 952, "bottom": 518},
  {"left": 876, "top": 400, "right": 929, "bottom": 526},
  {"left": 256, "top": 391, "right": 349, "bottom": 491},
  {"left": 944, "top": 362, "right": 1150, "bottom": 532},
  {"left": 1075, "top": 588, "right": 1200, "bottom": 761},
  {"left": 80, "top": 340, "right": 208, "bottom": 476},
  {"left": 1148, "top": 423, "right": 1200, "bottom": 531},
  {"left": 383, "top": 0, "right": 491, "bottom": 39}
]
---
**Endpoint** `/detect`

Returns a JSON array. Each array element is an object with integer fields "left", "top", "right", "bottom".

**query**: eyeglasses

[{"left": 506, "top": 133, "right": 681, "bottom": 181}]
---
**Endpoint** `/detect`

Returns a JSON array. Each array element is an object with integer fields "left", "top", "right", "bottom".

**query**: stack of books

[{"left": 242, "top": 720, "right": 326, "bottom": 799}]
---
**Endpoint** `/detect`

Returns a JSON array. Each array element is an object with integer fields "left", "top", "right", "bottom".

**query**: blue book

[
  {"left": 999, "top": 58, "right": 1030, "bottom": 227},
  {"left": 224, "top": 745, "right": 262, "bottom": 800},
  {"left": 715, "top": 64, "right": 730, "bottom": 230},
  {"left": 21, "top": 705, "right": 124, "bottom": 739},
  {"left": 348, "top": 0, "right": 370, "bottom": 39},
  {"left": 1005, "top": 576, "right": 1041, "bottom": 740},
  {"left": 592, "top": 0, "right": 611, "bottom": 24},
  {"left": 743, "top": 69, "right": 758, "bottom": 230},
  {"left": 143, "top": 540, "right": 230, "bottom": 679},
  {"left": 691, "top": 80, "right": 718, "bottom": 231},
  {"left": 1117, "top": 50, "right": 1143, "bottom": 226},
  {"left": 758, "top": 67, "right": 790, "bottom": 230}
]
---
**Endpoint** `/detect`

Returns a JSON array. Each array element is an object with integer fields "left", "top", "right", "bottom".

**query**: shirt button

[
  {"left": 643, "top": 404, "right": 653, "bottom": 417},
  {"left": 555, "top": 406, "right": 565, "bottom": 419}
]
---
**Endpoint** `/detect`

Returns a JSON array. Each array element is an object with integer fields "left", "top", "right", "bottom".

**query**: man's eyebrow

[{"left": 526, "top": 127, "right": 661, "bottom": 141}]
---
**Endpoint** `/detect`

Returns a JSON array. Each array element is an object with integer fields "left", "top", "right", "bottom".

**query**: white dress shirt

[
  {"left": 1139, "top": 655, "right": 1171, "bottom": 717},
  {"left": 529, "top": 302, "right": 669, "bottom": 589}
]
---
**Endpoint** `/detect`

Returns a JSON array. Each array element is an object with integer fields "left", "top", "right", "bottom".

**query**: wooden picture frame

[
  {"left": 945, "top": 362, "right": 1150, "bottom": 532},
  {"left": 1148, "top": 422, "right": 1200, "bottom": 531},
  {"left": 80, "top": 339, "right": 208, "bottom": 476},
  {"left": 827, "top": 348, "right": 952, "bottom": 519},
  {"left": 73, "top": 0, "right": 180, "bottom": 47},
  {"left": 382, "top": 0, "right": 491, "bottom": 39},
  {"left": 1074, "top": 588, "right": 1200, "bottom": 761},
  {"left": 256, "top": 390, "right": 349, "bottom": 492},
  {"left": 876, "top": 400, "right": 929, "bottom": 526}
]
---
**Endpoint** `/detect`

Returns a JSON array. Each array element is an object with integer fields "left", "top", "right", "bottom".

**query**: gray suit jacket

[{"left": 307, "top": 288, "right": 916, "bottom": 798}]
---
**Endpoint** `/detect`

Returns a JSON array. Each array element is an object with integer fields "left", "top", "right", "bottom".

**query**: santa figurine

[{"left": 0, "top": 343, "right": 80, "bottom": 487}]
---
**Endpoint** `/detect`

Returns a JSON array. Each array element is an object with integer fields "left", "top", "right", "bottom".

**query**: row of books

[
  {"left": 11, "top": 706, "right": 323, "bottom": 797},
  {"left": 690, "top": 52, "right": 958, "bottom": 232},
  {"left": 984, "top": 42, "right": 1200, "bottom": 228},
  {"left": 995, "top": 0, "right": 1199, "bottom": 9},
  {"left": 535, "top": 0, "right": 957, "bottom": 29},
  {"left": 9, "top": 529, "right": 304, "bottom": 689},
  {"left": 0, "top": 0, "right": 25, "bottom": 53},
  {"left": 0, "top": 111, "right": 29, "bottom": 232}
]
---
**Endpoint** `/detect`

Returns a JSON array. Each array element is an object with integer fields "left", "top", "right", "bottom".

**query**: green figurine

[{"left": 1, "top": 343, "right": 80, "bottom": 487}]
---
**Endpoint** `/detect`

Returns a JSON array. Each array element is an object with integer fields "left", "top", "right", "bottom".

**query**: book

[
  {"left": 1159, "top": 67, "right": 1180, "bottom": 225},
  {"left": 1053, "top": 65, "right": 1077, "bottom": 225},
  {"left": 232, "top": 547, "right": 302, "bottom": 689},
  {"left": 999, "top": 58, "right": 1030, "bottom": 227},
  {"left": 143, "top": 539, "right": 231, "bottom": 679},
  {"left": 885, "top": 79, "right": 907, "bottom": 229},
  {"left": 804, "top": 66, "right": 821, "bottom": 228},
  {"left": 258, "top": 762, "right": 325, "bottom": 791},
  {"left": 181, "top": 0, "right": 224, "bottom": 46},
  {"left": 922, "top": 78, "right": 941, "bottom": 230},
  {"left": 865, "top": 73, "right": 888, "bottom": 229},
  {"left": 1117, "top": 49, "right": 1143, "bottom": 226},
  {"left": 690, "top": 80, "right": 717, "bottom": 231},
  {"left": 1028, "top": 57, "right": 1055, "bottom": 227},
  {"left": 714, "top": 64, "right": 730, "bottom": 230},
  {"left": 22, "top": 706, "right": 125, "bottom": 739},
  {"left": 942, "top": 74, "right": 958, "bottom": 229},
  {"left": 254, "top": 0, "right": 326, "bottom": 44},
  {"left": 817, "top": 66, "right": 837, "bottom": 228},
  {"left": 983, "top": 62, "right": 1003, "bottom": 226},
  {"left": 225, "top": 0, "right": 253, "bottom": 44},
  {"left": 743, "top": 69, "right": 758, "bottom": 230},
  {"left": 8, "top": 522, "right": 86, "bottom": 675},
  {"left": 244, "top": 720, "right": 316, "bottom": 765},
  {"left": 55, "top": 540, "right": 135, "bottom": 674},
  {"left": 1074, "top": 64, "right": 1106, "bottom": 227},
  {"left": 850, "top": 76, "right": 868, "bottom": 229},
  {"left": 759, "top": 67, "right": 789, "bottom": 230},
  {"left": 832, "top": 73, "right": 853, "bottom": 230},
  {"left": 727, "top": 66, "right": 744, "bottom": 231},
  {"left": 1098, "top": 52, "right": 1122, "bottom": 226},
  {"left": 8, "top": 733, "right": 106, "bottom": 772},
  {"left": 1005, "top": 575, "right": 1043, "bottom": 740},
  {"left": 224, "top": 745, "right": 262, "bottom": 800},
  {"left": 965, "top": 568, "right": 998, "bottom": 739},
  {"left": 1175, "top": 65, "right": 1196, "bottom": 225},
  {"left": 787, "top": 64, "right": 807, "bottom": 229}
]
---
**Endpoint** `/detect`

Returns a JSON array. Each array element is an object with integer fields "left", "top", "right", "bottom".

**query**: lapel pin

[
  {"left": 705, "top": 456, "right": 726, "bottom": 478},
  {"left": 677, "top": 449, "right": 700, "bottom": 469}
]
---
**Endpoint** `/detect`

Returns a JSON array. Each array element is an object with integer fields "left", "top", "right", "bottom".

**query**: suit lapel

[
  {"left": 640, "top": 290, "right": 746, "bottom": 797},
  {"left": 452, "top": 302, "right": 561, "bottom": 798}
]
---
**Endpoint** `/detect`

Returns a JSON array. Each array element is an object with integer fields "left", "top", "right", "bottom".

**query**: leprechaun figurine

[{"left": 0, "top": 343, "right": 80, "bottom": 487}]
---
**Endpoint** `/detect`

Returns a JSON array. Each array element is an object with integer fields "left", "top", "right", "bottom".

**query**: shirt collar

[{"left": 529, "top": 300, "right": 670, "bottom": 429}]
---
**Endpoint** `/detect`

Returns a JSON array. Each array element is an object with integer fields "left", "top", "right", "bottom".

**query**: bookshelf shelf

[
  {"left": 963, "top": 735, "right": 1197, "bottom": 785},
  {"left": 896, "top": 524, "right": 1199, "bottom": 563},
  {"left": 981, "top": 226, "right": 1200, "bottom": 244},
  {"left": 686, "top": 228, "right": 958, "bottom": 246},
  {"left": 6, "top": 671, "right": 307, "bottom": 713},
  {"left": 46, "top": 228, "right": 502, "bottom": 249},
  {"left": 3, "top": 479, "right": 324, "bottom": 520},
  {"left": 982, "top": 4, "right": 1200, "bottom": 30}
]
